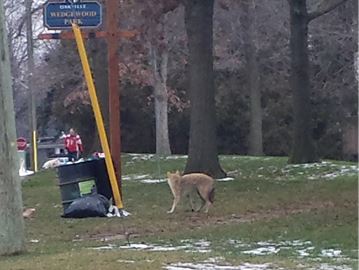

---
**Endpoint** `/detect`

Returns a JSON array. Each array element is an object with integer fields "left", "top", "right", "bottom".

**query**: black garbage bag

[{"left": 62, "top": 194, "right": 110, "bottom": 218}]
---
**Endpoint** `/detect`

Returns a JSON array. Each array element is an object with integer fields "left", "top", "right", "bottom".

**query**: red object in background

[{"left": 17, "top": 137, "right": 27, "bottom": 151}]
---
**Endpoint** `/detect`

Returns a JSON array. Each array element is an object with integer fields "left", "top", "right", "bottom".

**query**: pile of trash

[
  {"left": 41, "top": 152, "right": 105, "bottom": 170},
  {"left": 62, "top": 194, "right": 130, "bottom": 218}
]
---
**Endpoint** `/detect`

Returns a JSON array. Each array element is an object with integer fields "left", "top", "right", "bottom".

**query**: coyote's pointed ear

[
  {"left": 175, "top": 170, "right": 180, "bottom": 175},
  {"left": 167, "top": 171, "right": 171, "bottom": 178}
]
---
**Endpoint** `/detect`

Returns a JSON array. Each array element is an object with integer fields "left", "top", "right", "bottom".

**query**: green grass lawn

[{"left": 1, "top": 154, "right": 358, "bottom": 270}]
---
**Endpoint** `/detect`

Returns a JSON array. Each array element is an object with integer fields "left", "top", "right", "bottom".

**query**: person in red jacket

[{"left": 64, "top": 128, "right": 83, "bottom": 161}]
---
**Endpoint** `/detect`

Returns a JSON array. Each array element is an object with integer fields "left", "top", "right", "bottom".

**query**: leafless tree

[{"left": 0, "top": 0, "right": 25, "bottom": 255}]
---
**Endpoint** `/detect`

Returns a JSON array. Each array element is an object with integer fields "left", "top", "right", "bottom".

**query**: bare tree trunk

[
  {"left": 288, "top": 0, "right": 349, "bottom": 163},
  {"left": 151, "top": 45, "right": 171, "bottom": 155},
  {"left": 184, "top": 0, "right": 226, "bottom": 178},
  {"left": 241, "top": 0, "right": 263, "bottom": 156},
  {"left": 288, "top": 0, "right": 318, "bottom": 163},
  {"left": 0, "top": 0, "right": 25, "bottom": 255}
]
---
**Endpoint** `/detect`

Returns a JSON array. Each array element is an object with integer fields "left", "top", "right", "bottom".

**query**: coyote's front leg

[{"left": 167, "top": 196, "right": 180, "bottom": 214}]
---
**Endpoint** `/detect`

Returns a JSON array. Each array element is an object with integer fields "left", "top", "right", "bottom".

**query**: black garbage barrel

[{"left": 57, "top": 159, "right": 113, "bottom": 212}]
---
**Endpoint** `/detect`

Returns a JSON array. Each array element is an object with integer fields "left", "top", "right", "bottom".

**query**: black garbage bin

[{"left": 57, "top": 159, "right": 113, "bottom": 212}]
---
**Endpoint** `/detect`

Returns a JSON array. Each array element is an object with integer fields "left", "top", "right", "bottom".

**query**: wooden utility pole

[
  {"left": 0, "top": 0, "right": 25, "bottom": 254},
  {"left": 26, "top": 0, "right": 38, "bottom": 172},
  {"left": 106, "top": 0, "right": 121, "bottom": 193}
]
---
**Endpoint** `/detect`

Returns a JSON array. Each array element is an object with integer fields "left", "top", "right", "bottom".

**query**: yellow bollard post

[
  {"left": 33, "top": 130, "right": 38, "bottom": 172},
  {"left": 72, "top": 23, "right": 123, "bottom": 209}
]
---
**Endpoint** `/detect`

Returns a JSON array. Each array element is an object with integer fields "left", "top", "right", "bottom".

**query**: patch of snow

[
  {"left": 89, "top": 238, "right": 356, "bottom": 267},
  {"left": 257, "top": 241, "right": 275, "bottom": 246},
  {"left": 29, "top": 239, "right": 39, "bottom": 243},
  {"left": 228, "top": 239, "right": 319, "bottom": 258},
  {"left": 193, "top": 239, "right": 211, "bottom": 247},
  {"left": 117, "top": 259, "right": 135, "bottom": 263},
  {"left": 320, "top": 249, "right": 343, "bottom": 258},
  {"left": 297, "top": 247, "right": 315, "bottom": 257},
  {"left": 217, "top": 177, "right": 235, "bottom": 182},
  {"left": 204, "top": 257, "right": 226, "bottom": 263},
  {"left": 181, "top": 239, "right": 212, "bottom": 253},
  {"left": 117, "top": 243, "right": 194, "bottom": 252},
  {"left": 140, "top": 179, "right": 167, "bottom": 184},
  {"left": 165, "top": 155, "right": 188, "bottom": 160},
  {"left": 151, "top": 245, "right": 189, "bottom": 252},
  {"left": 322, "top": 168, "right": 358, "bottom": 179},
  {"left": 278, "top": 240, "right": 312, "bottom": 246},
  {"left": 286, "top": 162, "right": 331, "bottom": 169},
  {"left": 282, "top": 161, "right": 358, "bottom": 180},
  {"left": 309, "top": 263, "right": 353, "bottom": 270},
  {"left": 114, "top": 240, "right": 212, "bottom": 253},
  {"left": 242, "top": 246, "right": 280, "bottom": 255},
  {"left": 117, "top": 243, "right": 186, "bottom": 252},
  {"left": 297, "top": 249, "right": 310, "bottom": 257},
  {"left": 133, "top": 174, "right": 151, "bottom": 179},
  {"left": 120, "top": 243, "right": 152, "bottom": 250},
  {"left": 227, "top": 239, "right": 251, "bottom": 248},
  {"left": 123, "top": 174, "right": 150, "bottom": 181},
  {"left": 129, "top": 154, "right": 154, "bottom": 161},
  {"left": 165, "top": 262, "right": 274, "bottom": 270},
  {"left": 91, "top": 244, "right": 116, "bottom": 250}
]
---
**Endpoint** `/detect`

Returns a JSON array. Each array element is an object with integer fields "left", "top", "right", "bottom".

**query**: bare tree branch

[
  {"left": 307, "top": 0, "right": 349, "bottom": 21},
  {"left": 15, "top": 4, "right": 43, "bottom": 39}
]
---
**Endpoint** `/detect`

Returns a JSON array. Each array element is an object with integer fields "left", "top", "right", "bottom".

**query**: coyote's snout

[{"left": 167, "top": 171, "right": 215, "bottom": 214}]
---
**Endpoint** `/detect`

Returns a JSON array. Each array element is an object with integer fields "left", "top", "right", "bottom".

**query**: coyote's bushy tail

[{"left": 209, "top": 188, "right": 215, "bottom": 203}]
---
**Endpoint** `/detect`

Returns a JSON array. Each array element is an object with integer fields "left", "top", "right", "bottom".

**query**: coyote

[{"left": 166, "top": 171, "right": 215, "bottom": 214}]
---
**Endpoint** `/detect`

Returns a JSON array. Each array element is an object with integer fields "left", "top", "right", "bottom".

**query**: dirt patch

[
  {"left": 75, "top": 200, "right": 339, "bottom": 242},
  {"left": 182, "top": 200, "right": 337, "bottom": 228}
]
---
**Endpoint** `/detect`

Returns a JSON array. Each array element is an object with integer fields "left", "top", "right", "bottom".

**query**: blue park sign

[{"left": 43, "top": 1, "right": 102, "bottom": 30}]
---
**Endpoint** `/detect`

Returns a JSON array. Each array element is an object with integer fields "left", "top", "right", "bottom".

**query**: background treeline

[{"left": 7, "top": 0, "right": 358, "bottom": 160}]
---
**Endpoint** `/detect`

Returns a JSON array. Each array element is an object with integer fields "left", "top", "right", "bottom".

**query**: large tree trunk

[
  {"left": 241, "top": 0, "right": 263, "bottom": 156},
  {"left": 288, "top": 0, "right": 318, "bottom": 163},
  {"left": 184, "top": 0, "right": 225, "bottom": 178},
  {"left": 150, "top": 43, "right": 172, "bottom": 156},
  {"left": 0, "top": 0, "right": 25, "bottom": 255}
]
